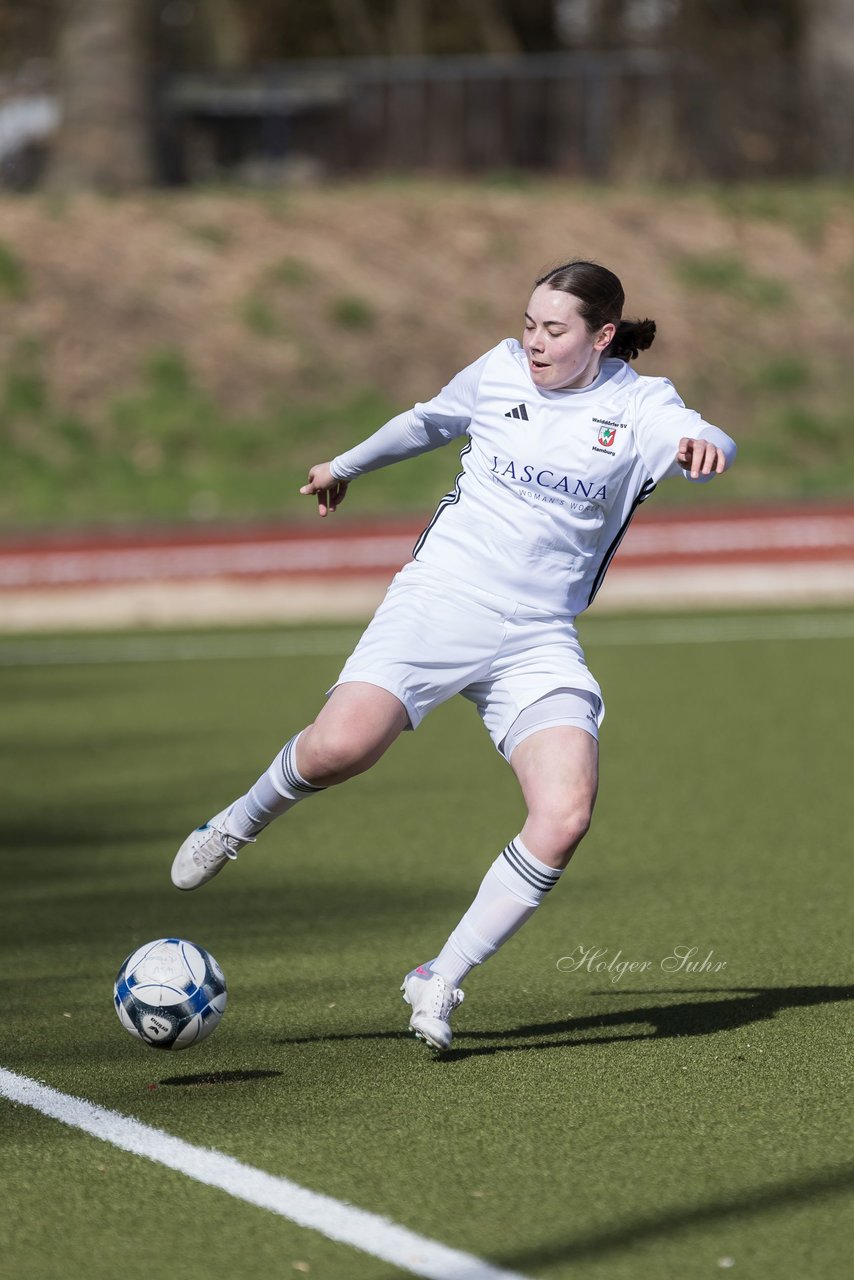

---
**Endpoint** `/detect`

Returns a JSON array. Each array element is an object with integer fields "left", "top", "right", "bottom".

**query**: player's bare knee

[
  {"left": 298, "top": 723, "right": 377, "bottom": 784},
  {"left": 564, "top": 805, "right": 593, "bottom": 851},
  {"left": 537, "top": 800, "right": 593, "bottom": 864}
]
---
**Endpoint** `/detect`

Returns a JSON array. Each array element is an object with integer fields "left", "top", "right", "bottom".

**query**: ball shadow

[{"left": 158, "top": 1068, "right": 284, "bottom": 1087}]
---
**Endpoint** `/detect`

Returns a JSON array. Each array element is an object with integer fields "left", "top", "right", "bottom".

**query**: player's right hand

[{"left": 300, "top": 462, "right": 349, "bottom": 517}]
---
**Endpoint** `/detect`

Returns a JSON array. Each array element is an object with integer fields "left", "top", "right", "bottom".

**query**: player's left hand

[
  {"left": 300, "top": 462, "right": 350, "bottom": 517},
  {"left": 677, "top": 437, "right": 728, "bottom": 479}
]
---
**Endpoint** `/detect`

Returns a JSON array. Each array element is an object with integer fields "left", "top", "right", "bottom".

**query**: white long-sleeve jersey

[{"left": 331, "top": 339, "right": 736, "bottom": 616}]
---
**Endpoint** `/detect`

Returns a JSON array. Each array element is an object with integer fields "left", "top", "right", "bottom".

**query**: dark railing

[{"left": 159, "top": 50, "right": 748, "bottom": 183}]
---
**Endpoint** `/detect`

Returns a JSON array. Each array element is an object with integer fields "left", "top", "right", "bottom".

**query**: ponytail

[{"left": 607, "top": 318, "right": 656, "bottom": 362}]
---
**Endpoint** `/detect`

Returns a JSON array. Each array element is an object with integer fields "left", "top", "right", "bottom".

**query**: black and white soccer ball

[{"left": 113, "top": 937, "right": 227, "bottom": 1051}]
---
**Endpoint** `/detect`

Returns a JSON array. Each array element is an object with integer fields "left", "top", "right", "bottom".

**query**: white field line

[
  {"left": 585, "top": 612, "right": 854, "bottom": 646},
  {"left": 0, "top": 630, "right": 363, "bottom": 666},
  {"left": 2, "top": 613, "right": 854, "bottom": 668},
  {"left": 0, "top": 1067, "right": 528, "bottom": 1280}
]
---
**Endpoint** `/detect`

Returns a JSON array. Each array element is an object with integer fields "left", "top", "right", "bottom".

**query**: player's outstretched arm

[
  {"left": 300, "top": 462, "right": 349, "bottom": 517},
  {"left": 676, "top": 436, "right": 730, "bottom": 480}
]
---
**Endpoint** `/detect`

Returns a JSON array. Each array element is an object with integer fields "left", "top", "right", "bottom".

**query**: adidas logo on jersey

[{"left": 505, "top": 404, "right": 529, "bottom": 420}]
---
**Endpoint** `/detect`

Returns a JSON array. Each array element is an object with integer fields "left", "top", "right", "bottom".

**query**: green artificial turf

[{"left": 1, "top": 615, "right": 852, "bottom": 1279}]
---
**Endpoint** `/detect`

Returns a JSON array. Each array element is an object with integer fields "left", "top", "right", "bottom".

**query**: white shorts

[{"left": 332, "top": 561, "right": 604, "bottom": 756}]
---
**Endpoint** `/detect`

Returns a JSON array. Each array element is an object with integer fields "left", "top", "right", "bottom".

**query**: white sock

[
  {"left": 429, "top": 836, "right": 563, "bottom": 988},
  {"left": 223, "top": 733, "right": 325, "bottom": 840}
]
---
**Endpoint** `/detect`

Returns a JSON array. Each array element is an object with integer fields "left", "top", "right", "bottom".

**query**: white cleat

[
  {"left": 170, "top": 808, "right": 252, "bottom": 891},
  {"left": 401, "top": 965, "right": 465, "bottom": 1051}
]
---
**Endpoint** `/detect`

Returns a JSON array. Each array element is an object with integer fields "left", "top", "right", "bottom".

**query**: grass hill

[{"left": 1, "top": 178, "right": 853, "bottom": 529}]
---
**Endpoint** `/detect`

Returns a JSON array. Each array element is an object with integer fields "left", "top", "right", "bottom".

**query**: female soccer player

[{"left": 172, "top": 260, "right": 736, "bottom": 1051}]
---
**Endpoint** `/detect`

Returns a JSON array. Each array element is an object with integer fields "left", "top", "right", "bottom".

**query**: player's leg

[
  {"left": 226, "top": 681, "right": 410, "bottom": 834},
  {"left": 403, "top": 694, "right": 598, "bottom": 1050},
  {"left": 430, "top": 725, "right": 598, "bottom": 976},
  {"left": 174, "top": 563, "right": 503, "bottom": 893},
  {"left": 296, "top": 680, "right": 411, "bottom": 785},
  {"left": 171, "top": 683, "right": 408, "bottom": 890},
  {"left": 508, "top": 722, "right": 599, "bottom": 869}
]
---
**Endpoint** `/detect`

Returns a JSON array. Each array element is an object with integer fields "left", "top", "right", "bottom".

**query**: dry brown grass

[{"left": 1, "top": 180, "right": 851, "bottom": 428}]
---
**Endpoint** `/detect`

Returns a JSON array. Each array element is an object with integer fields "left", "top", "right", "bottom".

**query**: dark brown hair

[{"left": 534, "top": 260, "right": 656, "bottom": 362}]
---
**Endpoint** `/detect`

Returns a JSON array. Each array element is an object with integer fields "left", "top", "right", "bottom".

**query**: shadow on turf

[
  {"left": 272, "top": 984, "right": 854, "bottom": 1060},
  {"left": 158, "top": 1069, "right": 284, "bottom": 1087},
  {"left": 499, "top": 1161, "right": 854, "bottom": 1271},
  {"left": 434, "top": 982, "right": 854, "bottom": 1062}
]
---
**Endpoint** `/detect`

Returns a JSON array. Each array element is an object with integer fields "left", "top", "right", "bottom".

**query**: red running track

[{"left": 1, "top": 504, "right": 853, "bottom": 590}]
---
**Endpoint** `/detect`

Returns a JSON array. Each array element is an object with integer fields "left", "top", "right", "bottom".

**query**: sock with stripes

[
  {"left": 223, "top": 732, "right": 325, "bottom": 840},
  {"left": 428, "top": 836, "right": 563, "bottom": 988}
]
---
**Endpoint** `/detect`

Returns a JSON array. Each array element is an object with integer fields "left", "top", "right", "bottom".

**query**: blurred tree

[
  {"left": 584, "top": 0, "right": 627, "bottom": 49},
  {"left": 0, "top": 0, "right": 57, "bottom": 69},
  {"left": 670, "top": 0, "right": 801, "bottom": 60},
  {"left": 506, "top": 0, "right": 565, "bottom": 51},
  {"left": 802, "top": 0, "right": 854, "bottom": 172},
  {"left": 666, "top": 0, "right": 804, "bottom": 176},
  {"left": 328, "top": 0, "right": 382, "bottom": 55},
  {"left": 195, "top": 0, "right": 252, "bottom": 70},
  {"left": 2, "top": 0, "right": 851, "bottom": 184},
  {"left": 180, "top": 0, "right": 559, "bottom": 62},
  {"left": 47, "top": 0, "right": 154, "bottom": 191},
  {"left": 458, "top": 0, "right": 520, "bottom": 53},
  {"left": 388, "top": 0, "right": 427, "bottom": 55}
]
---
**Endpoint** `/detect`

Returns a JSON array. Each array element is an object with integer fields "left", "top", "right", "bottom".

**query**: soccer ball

[{"left": 113, "top": 937, "right": 227, "bottom": 1051}]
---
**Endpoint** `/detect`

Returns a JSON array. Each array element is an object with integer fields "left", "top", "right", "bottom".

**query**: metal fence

[{"left": 160, "top": 49, "right": 799, "bottom": 184}]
